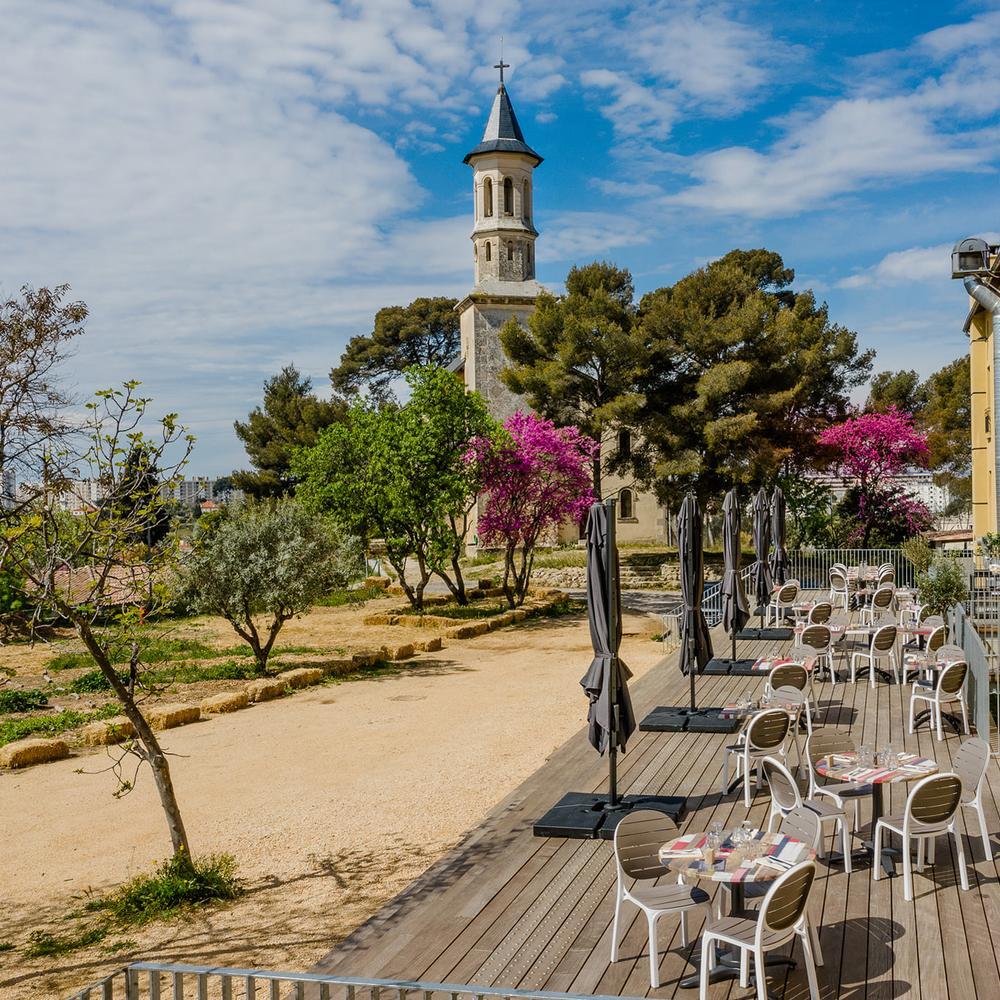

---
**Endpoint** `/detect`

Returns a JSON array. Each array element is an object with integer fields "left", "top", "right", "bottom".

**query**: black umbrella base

[
  {"left": 735, "top": 627, "right": 793, "bottom": 641},
  {"left": 639, "top": 706, "right": 741, "bottom": 734},
  {"left": 704, "top": 657, "right": 758, "bottom": 676},
  {"left": 533, "top": 791, "right": 687, "bottom": 840}
]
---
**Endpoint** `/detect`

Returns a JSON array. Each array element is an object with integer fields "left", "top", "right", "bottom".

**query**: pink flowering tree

[
  {"left": 469, "top": 411, "right": 597, "bottom": 607},
  {"left": 818, "top": 407, "right": 932, "bottom": 545}
]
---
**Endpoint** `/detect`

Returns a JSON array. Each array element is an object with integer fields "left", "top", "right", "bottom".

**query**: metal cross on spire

[{"left": 494, "top": 36, "right": 509, "bottom": 85}]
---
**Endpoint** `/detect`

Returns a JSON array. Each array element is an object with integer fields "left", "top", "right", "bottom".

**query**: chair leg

[
  {"left": 610, "top": 885, "right": 622, "bottom": 962},
  {"left": 916, "top": 838, "right": 925, "bottom": 872},
  {"left": 744, "top": 765, "right": 753, "bottom": 808},
  {"left": 754, "top": 947, "right": 768, "bottom": 1000},
  {"left": 679, "top": 908, "right": 688, "bottom": 948},
  {"left": 740, "top": 945, "right": 749, "bottom": 989},
  {"left": 936, "top": 702, "right": 944, "bottom": 742},
  {"left": 903, "top": 833, "right": 914, "bottom": 901},
  {"left": 801, "top": 926, "right": 821, "bottom": 1000},
  {"left": 928, "top": 836, "right": 936, "bottom": 864},
  {"left": 961, "top": 696, "right": 970, "bottom": 735},
  {"left": 841, "top": 817, "right": 852, "bottom": 874},
  {"left": 975, "top": 801, "right": 991, "bottom": 860},
  {"left": 809, "top": 915, "right": 824, "bottom": 966},
  {"left": 908, "top": 692, "right": 916, "bottom": 733},
  {"left": 647, "top": 912, "right": 660, "bottom": 988},
  {"left": 873, "top": 822, "right": 883, "bottom": 881},
  {"left": 699, "top": 936, "right": 711, "bottom": 999},
  {"left": 955, "top": 827, "right": 970, "bottom": 892}
]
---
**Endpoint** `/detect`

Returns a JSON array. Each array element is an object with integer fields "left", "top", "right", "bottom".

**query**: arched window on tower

[
  {"left": 503, "top": 177, "right": 514, "bottom": 215},
  {"left": 619, "top": 488, "right": 634, "bottom": 520},
  {"left": 483, "top": 177, "right": 493, "bottom": 217},
  {"left": 485, "top": 241, "right": 491, "bottom": 261},
  {"left": 507, "top": 241, "right": 514, "bottom": 261},
  {"left": 523, "top": 179, "right": 531, "bottom": 221}
]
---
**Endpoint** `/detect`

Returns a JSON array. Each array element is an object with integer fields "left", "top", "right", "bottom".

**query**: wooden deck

[{"left": 313, "top": 615, "right": 1000, "bottom": 999}]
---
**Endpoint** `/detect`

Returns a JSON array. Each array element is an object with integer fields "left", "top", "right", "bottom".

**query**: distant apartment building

[
  {"left": 808, "top": 470, "right": 955, "bottom": 515},
  {"left": 162, "top": 476, "right": 215, "bottom": 505},
  {"left": 54, "top": 476, "right": 240, "bottom": 512}
]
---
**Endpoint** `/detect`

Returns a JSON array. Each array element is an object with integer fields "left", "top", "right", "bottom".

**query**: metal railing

[
  {"left": 784, "top": 548, "right": 921, "bottom": 589},
  {"left": 948, "top": 602, "right": 999, "bottom": 754},
  {"left": 66, "top": 965, "right": 647, "bottom": 1000}
]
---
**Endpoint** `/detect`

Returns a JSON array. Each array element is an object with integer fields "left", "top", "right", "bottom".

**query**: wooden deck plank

[{"left": 313, "top": 604, "right": 999, "bottom": 1000}]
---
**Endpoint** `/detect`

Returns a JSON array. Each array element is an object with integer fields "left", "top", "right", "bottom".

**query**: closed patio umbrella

[
  {"left": 580, "top": 500, "right": 635, "bottom": 803},
  {"left": 769, "top": 486, "right": 788, "bottom": 586},
  {"left": 750, "top": 486, "right": 773, "bottom": 626},
  {"left": 678, "top": 493, "right": 713, "bottom": 709},
  {"left": 721, "top": 488, "right": 750, "bottom": 662}
]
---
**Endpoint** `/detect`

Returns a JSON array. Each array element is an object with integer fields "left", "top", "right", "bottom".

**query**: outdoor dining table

[
  {"left": 748, "top": 653, "right": 817, "bottom": 674},
  {"left": 659, "top": 829, "right": 816, "bottom": 992},
  {"left": 814, "top": 750, "right": 938, "bottom": 875}
]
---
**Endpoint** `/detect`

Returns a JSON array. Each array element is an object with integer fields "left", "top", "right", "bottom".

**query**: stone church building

[{"left": 453, "top": 73, "right": 667, "bottom": 550}]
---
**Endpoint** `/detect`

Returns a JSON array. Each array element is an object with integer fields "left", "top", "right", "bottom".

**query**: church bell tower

[{"left": 457, "top": 62, "right": 544, "bottom": 421}]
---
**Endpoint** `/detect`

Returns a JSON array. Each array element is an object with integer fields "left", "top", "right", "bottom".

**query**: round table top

[
  {"left": 813, "top": 750, "right": 938, "bottom": 785},
  {"left": 659, "top": 830, "right": 815, "bottom": 884},
  {"left": 751, "top": 654, "right": 816, "bottom": 673}
]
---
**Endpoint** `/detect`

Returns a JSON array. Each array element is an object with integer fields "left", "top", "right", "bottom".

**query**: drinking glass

[
  {"left": 859, "top": 745, "right": 874, "bottom": 769},
  {"left": 708, "top": 820, "right": 723, "bottom": 847}
]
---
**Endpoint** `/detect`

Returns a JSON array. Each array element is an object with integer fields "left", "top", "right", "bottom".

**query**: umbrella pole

[
  {"left": 731, "top": 629, "right": 736, "bottom": 663},
  {"left": 605, "top": 498, "right": 620, "bottom": 807}
]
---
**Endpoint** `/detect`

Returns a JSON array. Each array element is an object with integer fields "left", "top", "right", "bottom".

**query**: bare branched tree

[
  {"left": 0, "top": 382, "right": 196, "bottom": 860},
  {"left": 0, "top": 284, "right": 87, "bottom": 487}
]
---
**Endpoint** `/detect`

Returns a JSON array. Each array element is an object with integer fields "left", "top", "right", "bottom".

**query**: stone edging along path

[{"left": 0, "top": 591, "right": 570, "bottom": 772}]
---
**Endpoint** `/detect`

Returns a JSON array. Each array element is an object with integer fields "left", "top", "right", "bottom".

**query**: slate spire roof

[{"left": 463, "top": 84, "right": 543, "bottom": 165}]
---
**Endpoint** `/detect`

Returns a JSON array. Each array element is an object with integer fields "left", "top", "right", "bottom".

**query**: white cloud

[{"left": 838, "top": 232, "right": 1000, "bottom": 289}]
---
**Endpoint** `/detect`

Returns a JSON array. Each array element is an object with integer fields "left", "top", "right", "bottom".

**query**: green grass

[
  {"left": 0, "top": 704, "right": 120, "bottom": 747},
  {"left": 0, "top": 941, "right": 14, "bottom": 953},
  {"left": 0, "top": 688, "right": 49, "bottom": 712},
  {"left": 85, "top": 853, "right": 241, "bottom": 926},
  {"left": 23, "top": 923, "right": 108, "bottom": 958},
  {"left": 315, "top": 583, "right": 388, "bottom": 607}
]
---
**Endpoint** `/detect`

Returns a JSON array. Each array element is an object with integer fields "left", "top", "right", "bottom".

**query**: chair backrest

[
  {"left": 871, "top": 585, "right": 894, "bottom": 610},
  {"left": 953, "top": 738, "right": 990, "bottom": 802},
  {"left": 878, "top": 562, "right": 893, "bottom": 573},
  {"left": 831, "top": 563, "right": 848, "bottom": 574},
  {"left": 613, "top": 809, "right": 678, "bottom": 880},
  {"left": 807, "top": 728, "right": 856, "bottom": 764},
  {"left": 938, "top": 660, "right": 969, "bottom": 696},
  {"left": 779, "top": 805, "right": 821, "bottom": 850},
  {"left": 906, "top": 773, "right": 963, "bottom": 829},
  {"left": 914, "top": 603, "right": 930, "bottom": 625},
  {"left": 747, "top": 709, "right": 791, "bottom": 751},
  {"left": 871, "top": 623, "right": 897, "bottom": 652},
  {"left": 877, "top": 569, "right": 895, "bottom": 586},
  {"left": 763, "top": 756, "right": 802, "bottom": 812},
  {"left": 760, "top": 861, "right": 816, "bottom": 935},
  {"left": 770, "top": 662, "right": 808, "bottom": 691},
  {"left": 830, "top": 569, "right": 848, "bottom": 591},
  {"left": 807, "top": 602, "right": 832, "bottom": 624},
  {"left": 799, "top": 624, "right": 831, "bottom": 652},
  {"left": 927, "top": 625, "right": 946, "bottom": 655},
  {"left": 777, "top": 582, "right": 798, "bottom": 604}
]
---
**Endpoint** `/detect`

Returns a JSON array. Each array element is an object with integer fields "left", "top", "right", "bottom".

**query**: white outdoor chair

[
  {"left": 860, "top": 585, "right": 895, "bottom": 626},
  {"left": 850, "top": 623, "right": 899, "bottom": 688},
  {"left": 908, "top": 659, "right": 970, "bottom": 741},
  {"left": 805, "top": 729, "right": 871, "bottom": 832},
  {"left": 829, "top": 569, "right": 850, "bottom": 611},
  {"left": 904, "top": 624, "right": 947, "bottom": 682},
  {"left": 794, "top": 624, "right": 835, "bottom": 691},
  {"left": 611, "top": 810, "right": 711, "bottom": 988},
  {"left": 807, "top": 601, "right": 833, "bottom": 625},
  {"left": 698, "top": 861, "right": 822, "bottom": 1000},
  {"left": 722, "top": 709, "right": 791, "bottom": 808},
  {"left": 766, "top": 581, "right": 799, "bottom": 627},
  {"left": 763, "top": 756, "right": 852, "bottom": 872},
  {"left": 953, "top": 737, "right": 992, "bottom": 860},
  {"left": 873, "top": 772, "right": 969, "bottom": 902}
]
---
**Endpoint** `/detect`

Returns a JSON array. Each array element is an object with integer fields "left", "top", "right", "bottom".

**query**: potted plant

[{"left": 916, "top": 557, "right": 970, "bottom": 618}]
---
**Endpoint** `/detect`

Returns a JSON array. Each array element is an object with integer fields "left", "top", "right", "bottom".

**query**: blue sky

[{"left": 3, "top": 1, "right": 1000, "bottom": 474}]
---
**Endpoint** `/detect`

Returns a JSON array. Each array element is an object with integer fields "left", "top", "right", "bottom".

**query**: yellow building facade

[{"left": 970, "top": 303, "right": 994, "bottom": 538}]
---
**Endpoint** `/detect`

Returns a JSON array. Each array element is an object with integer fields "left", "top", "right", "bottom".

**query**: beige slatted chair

[
  {"left": 699, "top": 861, "right": 822, "bottom": 1000},
  {"left": 722, "top": 709, "right": 791, "bottom": 808},
  {"left": 795, "top": 624, "right": 835, "bottom": 691},
  {"left": 860, "top": 585, "right": 895, "bottom": 626},
  {"left": 877, "top": 567, "right": 895, "bottom": 588},
  {"left": 873, "top": 773, "right": 969, "bottom": 901},
  {"left": 904, "top": 623, "right": 946, "bottom": 679},
  {"left": 805, "top": 730, "right": 871, "bottom": 831},
  {"left": 611, "top": 810, "right": 711, "bottom": 987},
  {"left": 829, "top": 569, "right": 850, "bottom": 611},
  {"left": 850, "top": 623, "right": 899, "bottom": 688},
  {"left": 908, "top": 659, "right": 970, "bottom": 741},
  {"left": 807, "top": 601, "right": 833, "bottom": 625},
  {"left": 766, "top": 581, "right": 799, "bottom": 627},
  {"left": 763, "top": 757, "right": 852, "bottom": 873},
  {"left": 954, "top": 737, "right": 992, "bottom": 860}
]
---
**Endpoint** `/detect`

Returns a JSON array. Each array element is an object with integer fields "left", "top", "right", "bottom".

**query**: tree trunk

[
  {"left": 76, "top": 620, "right": 191, "bottom": 860},
  {"left": 501, "top": 542, "right": 517, "bottom": 609}
]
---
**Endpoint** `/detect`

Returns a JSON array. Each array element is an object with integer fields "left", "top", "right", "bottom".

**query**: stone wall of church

[{"left": 460, "top": 300, "right": 532, "bottom": 422}]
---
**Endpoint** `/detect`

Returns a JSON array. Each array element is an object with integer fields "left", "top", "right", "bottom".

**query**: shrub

[
  {"left": 901, "top": 536, "right": 933, "bottom": 575},
  {"left": 87, "top": 853, "right": 241, "bottom": 925},
  {"left": 916, "top": 557, "right": 970, "bottom": 618},
  {"left": 0, "top": 688, "right": 48, "bottom": 713},
  {"left": 24, "top": 924, "right": 107, "bottom": 958}
]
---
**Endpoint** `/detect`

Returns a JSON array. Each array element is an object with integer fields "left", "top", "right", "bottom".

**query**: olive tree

[{"left": 184, "top": 500, "right": 362, "bottom": 674}]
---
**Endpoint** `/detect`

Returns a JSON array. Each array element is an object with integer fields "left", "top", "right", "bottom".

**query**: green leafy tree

[
  {"left": 331, "top": 297, "right": 460, "bottom": 400},
  {"left": 499, "top": 262, "right": 643, "bottom": 498},
  {"left": 109, "top": 444, "right": 172, "bottom": 547},
  {"left": 866, "top": 369, "right": 926, "bottom": 413},
  {"left": 295, "top": 367, "right": 499, "bottom": 609},
  {"left": 184, "top": 499, "right": 362, "bottom": 674},
  {"left": 916, "top": 557, "right": 969, "bottom": 617},
  {"left": 637, "top": 249, "right": 873, "bottom": 506},
  {"left": 233, "top": 365, "right": 346, "bottom": 498}
]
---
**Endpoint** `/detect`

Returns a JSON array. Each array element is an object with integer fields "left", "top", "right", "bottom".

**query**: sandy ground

[{"left": 0, "top": 610, "right": 666, "bottom": 999}]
